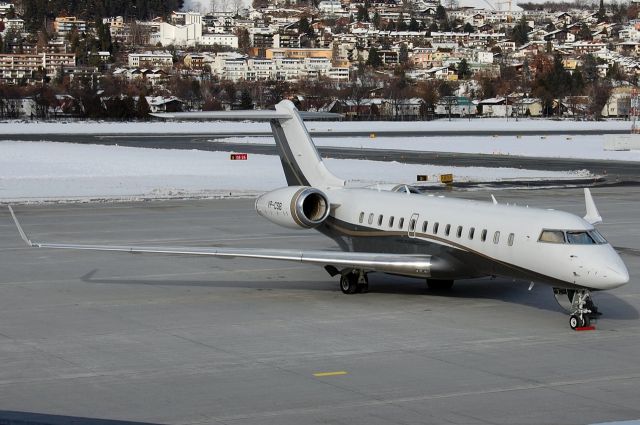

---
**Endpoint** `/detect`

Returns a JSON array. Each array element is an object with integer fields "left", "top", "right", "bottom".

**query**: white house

[
  {"left": 145, "top": 96, "right": 184, "bottom": 113},
  {"left": 2, "top": 18, "right": 23, "bottom": 33},
  {"left": 317, "top": 0, "right": 343, "bottom": 14},
  {"left": 199, "top": 33, "right": 239, "bottom": 48},
  {"left": 128, "top": 52, "right": 173, "bottom": 68},
  {"left": 473, "top": 51, "right": 493, "bottom": 64},
  {"left": 149, "top": 12, "right": 203, "bottom": 47},
  {"left": 0, "top": 2, "right": 14, "bottom": 17}
]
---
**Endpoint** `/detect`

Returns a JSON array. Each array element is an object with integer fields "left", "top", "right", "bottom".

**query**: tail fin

[
  {"left": 270, "top": 101, "right": 344, "bottom": 188},
  {"left": 152, "top": 100, "right": 344, "bottom": 189}
]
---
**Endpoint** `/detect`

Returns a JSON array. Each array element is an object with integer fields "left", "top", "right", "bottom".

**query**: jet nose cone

[
  {"left": 601, "top": 255, "right": 630, "bottom": 290},
  {"left": 607, "top": 264, "right": 629, "bottom": 289}
]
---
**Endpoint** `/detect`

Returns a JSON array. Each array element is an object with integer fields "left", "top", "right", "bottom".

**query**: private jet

[{"left": 9, "top": 100, "right": 629, "bottom": 329}]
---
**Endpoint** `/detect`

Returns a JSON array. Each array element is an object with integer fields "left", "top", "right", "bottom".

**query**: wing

[{"left": 8, "top": 207, "right": 432, "bottom": 277}]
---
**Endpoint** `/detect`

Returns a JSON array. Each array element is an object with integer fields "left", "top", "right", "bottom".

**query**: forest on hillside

[{"left": 16, "top": 0, "right": 185, "bottom": 30}]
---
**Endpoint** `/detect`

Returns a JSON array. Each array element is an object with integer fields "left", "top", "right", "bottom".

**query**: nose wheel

[
  {"left": 554, "top": 288, "right": 599, "bottom": 329},
  {"left": 569, "top": 313, "right": 590, "bottom": 330}
]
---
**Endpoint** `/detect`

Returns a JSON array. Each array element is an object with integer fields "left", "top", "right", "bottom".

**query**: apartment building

[
  {"left": 128, "top": 52, "right": 173, "bottom": 68},
  {"left": 265, "top": 47, "right": 333, "bottom": 60},
  {"left": 0, "top": 53, "right": 76, "bottom": 83},
  {"left": 54, "top": 16, "right": 87, "bottom": 35},
  {"left": 103, "top": 16, "right": 127, "bottom": 38},
  {"left": 199, "top": 33, "right": 239, "bottom": 48},
  {"left": 184, "top": 53, "right": 216, "bottom": 69},
  {"left": 211, "top": 54, "right": 348, "bottom": 82}
]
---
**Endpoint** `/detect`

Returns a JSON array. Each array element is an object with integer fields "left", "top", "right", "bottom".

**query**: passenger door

[{"left": 408, "top": 213, "right": 419, "bottom": 238}]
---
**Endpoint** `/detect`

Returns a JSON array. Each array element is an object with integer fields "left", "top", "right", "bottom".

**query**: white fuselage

[{"left": 324, "top": 187, "right": 629, "bottom": 290}]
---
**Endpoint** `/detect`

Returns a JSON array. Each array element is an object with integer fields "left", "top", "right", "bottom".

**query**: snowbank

[
  {"left": 216, "top": 134, "right": 640, "bottom": 162},
  {"left": 0, "top": 141, "right": 586, "bottom": 203},
  {"left": 0, "top": 118, "right": 632, "bottom": 135}
]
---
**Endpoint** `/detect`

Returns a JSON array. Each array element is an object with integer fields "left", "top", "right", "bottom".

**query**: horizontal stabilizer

[{"left": 151, "top": 110, "right": 342, "bottom": 121}]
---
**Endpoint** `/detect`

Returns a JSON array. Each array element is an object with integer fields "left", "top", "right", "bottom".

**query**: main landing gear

[
  {"left": 339, "top": 269, "right": 369, "bottom": 294},
  {"left": 553, "top": 288, "right": 600, "bottom": 330},
  {"left": 427, "top": 279, "right": 454, "bottom": 291}
]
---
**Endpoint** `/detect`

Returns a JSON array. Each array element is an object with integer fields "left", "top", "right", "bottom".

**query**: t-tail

[{"left": 152, "top": 100, "right": 345, "bottom": 189}]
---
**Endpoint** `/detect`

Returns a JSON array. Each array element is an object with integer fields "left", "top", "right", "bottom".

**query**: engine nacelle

[{"left": 255, "top": 186, "right": 330, "bottom": 229}]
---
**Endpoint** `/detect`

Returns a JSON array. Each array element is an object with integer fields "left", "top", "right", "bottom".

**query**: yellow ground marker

[{"left": 313, "top": 371, "right": 348, "bottom": 377}]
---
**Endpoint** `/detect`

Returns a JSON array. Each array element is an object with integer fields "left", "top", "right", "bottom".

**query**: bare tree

[
  {"left": 417, "top": 80, "right": 439, "bottom": 120},
  {"left": 589, "top": 81, "right": 612, "bottom": 120},
  {"left": 232, "top": 0, "right": 243, "bottom": 16}
]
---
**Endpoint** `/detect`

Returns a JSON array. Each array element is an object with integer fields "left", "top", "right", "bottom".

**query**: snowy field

[
  {"left": 0, "top": 118, "right": 632, "bottom": 135},
  {"left": 219, "top": 134, "right": 640, "bottom": 162},
  {"left": 3, "top": 119, "right": 639, "bottom": 162},
  {"left": 0, "top": 141, "right": 589, "bottom": 203}
]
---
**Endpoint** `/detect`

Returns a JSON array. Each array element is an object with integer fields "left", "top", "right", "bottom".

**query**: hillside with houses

[{"left": 0, "top": 0, "right": 639, "bottom": 120}]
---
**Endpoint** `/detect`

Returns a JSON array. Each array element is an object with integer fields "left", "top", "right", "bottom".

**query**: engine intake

[{"left": 255, "top": 186, "right": 330, "bottom": 229}]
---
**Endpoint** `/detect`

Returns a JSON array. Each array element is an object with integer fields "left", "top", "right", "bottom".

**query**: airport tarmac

[{"left": 0, "top": 187, "right": 639, "bottom": 425}]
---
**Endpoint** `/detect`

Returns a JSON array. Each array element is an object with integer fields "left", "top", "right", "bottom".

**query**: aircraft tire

[
  {"left": 569, "top": 315, "right": 580, "bottom": 330},
  {"left": 427, "top": 279, "right": 454, "bottom": 291},
  {"left": 340, "top": 274, "right": 358, "bottom": 294}
]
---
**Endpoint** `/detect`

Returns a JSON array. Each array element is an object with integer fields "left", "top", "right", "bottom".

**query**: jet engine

[{"left": 255, "top": 186, "right": 330, "bottom": 229}]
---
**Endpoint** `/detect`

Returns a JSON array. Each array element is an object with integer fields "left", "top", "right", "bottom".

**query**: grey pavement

[{"left": 0, "top": 187, "right": 639, "bottom": 425}]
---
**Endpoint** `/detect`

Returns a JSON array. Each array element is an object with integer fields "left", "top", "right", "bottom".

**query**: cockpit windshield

[
  {"left": 566, "top": 231, "right": 595, "bottom": 244},
  {"left": 589, "top": 229, "right": 608, "bottom": 244},
  {"left": 538, "top": 229, "right": 607, "bottom": 245},
  {"left": 539, "top": 230, "right": 565, "bottom": 243}
]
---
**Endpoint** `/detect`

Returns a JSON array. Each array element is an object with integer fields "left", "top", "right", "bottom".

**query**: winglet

[
  {"left": 491, "top": 194, "right": 498, "bottom": 205},
  {"left": 583, "top": 188, "right": 603, "bottom": 225},
  {"left": 8, "top": 206, "right": 34, "bottom": 247}
]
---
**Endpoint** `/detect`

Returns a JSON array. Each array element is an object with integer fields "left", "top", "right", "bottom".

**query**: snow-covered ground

[
  {"left": 218, "top": 134, "right": 640, "bottom": 162},
  {"left": 0, "top": 141, "right": 589, "bottom": 203},
  {"left": 3, "top": 118, "right": 638, "bottom": 161},
  {"left": 0, "top": 118, "right": 632, "bottom": 135}
]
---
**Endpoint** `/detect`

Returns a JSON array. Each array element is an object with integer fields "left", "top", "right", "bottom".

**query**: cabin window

[
  {"left": 538, "top": 230, "right": 565, "bottom": 244},
  {"left": 368, "top": 213, "right": 374, "bottom": 225},
  {"left": 399, "top": 218, "right": 405, "bottom": 229},
  {"left": 481, "top": 229, "right": 487, "bottom": 242},
  {"left": 493, "top": 231, "right": 500, "bottom": 244},
  {"left": 456, "top": 226, "right": 463, "bottom": 238},
  {"left": 359, "top": 212, "right": 364, "bottom": 224},
  {"left": 409, "top": 219, "right": 416, "bottom": 232},
  {"left": 378, "top": 215, "right": 384, "bottom": 226},
  {"left": 389, "top": 216, "right": 395, "bottom": 227},
  {"left": 445, "top": 224, "right": 451, "bottom": 236},
  {"left": 422, "top": 221, "right": 428, "bottom": 232},
  {"left": 469, "top": 227, "right": 475, "bottom": 240},
  {"left": 508, "top": 233, "right": 515, "bottom": 246},
  {"left": 433, "top": 222, "right": 439, "bottom": 234}
]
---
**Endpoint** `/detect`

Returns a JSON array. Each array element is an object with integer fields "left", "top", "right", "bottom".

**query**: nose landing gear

[{"left": 553, "top": 288, "right": 600, "bottom": 330}]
